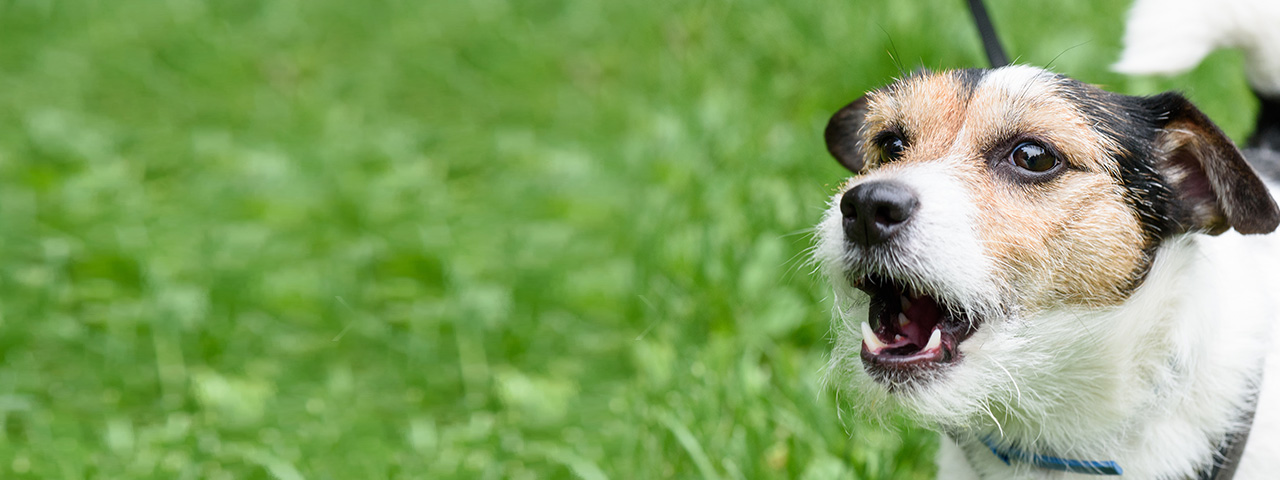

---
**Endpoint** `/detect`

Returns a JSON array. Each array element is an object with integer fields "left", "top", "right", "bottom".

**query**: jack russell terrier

[{"left": 813, "top": 0, "right": 1280, "bottom": 478}]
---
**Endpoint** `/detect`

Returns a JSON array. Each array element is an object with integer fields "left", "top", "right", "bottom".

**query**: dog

[{"left": 813, "top": 2, "right": 1280, "bottom": 478}]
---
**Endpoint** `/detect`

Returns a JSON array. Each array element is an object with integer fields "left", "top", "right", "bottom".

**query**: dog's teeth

[
  {"left": 900, "top": 295, "right": 911, "bottom": 311},
  {"left": 894, "top": 334, "right": 906, "bottom": 342},
  {"left": 925, "top": 328, "right": 942, "bottom": 351},
  {"left": 897, "top": 313, "right": 910, "bottom": 327},
  {"left": 861, "top": 322, "right": 887, "bottom": 353}
]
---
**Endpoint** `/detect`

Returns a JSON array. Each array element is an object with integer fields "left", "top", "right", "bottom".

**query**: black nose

[{"left": 840, "top": 181, "right": 919, "bottom": 246}]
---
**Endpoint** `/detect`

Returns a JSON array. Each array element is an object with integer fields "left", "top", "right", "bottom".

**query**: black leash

[{"left": 965, "top": 0, "right": 1008, "bottom": 67}]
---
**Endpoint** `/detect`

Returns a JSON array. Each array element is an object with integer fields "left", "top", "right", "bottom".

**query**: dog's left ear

[
  {"left": 825, "top": 96, "right": 869, "bottom": 172},
  {"left": 1148, "top": 92, "right": 1280, "bottom": 235}
]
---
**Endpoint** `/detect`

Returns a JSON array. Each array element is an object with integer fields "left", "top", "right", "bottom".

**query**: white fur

[
  {"left": 820, "top": 179, "right": 1280, "bottom": 478},
  {"left": 1113, "top": 0, "right": 1280, "bottom": 95},
  {"left": 975, "top": 65, "right": 1055, "bottom": 100}
]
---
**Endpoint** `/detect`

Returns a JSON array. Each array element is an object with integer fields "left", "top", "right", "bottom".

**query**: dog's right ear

[{"left": 825, "top": 96, "right": 869, "bottom": 172}]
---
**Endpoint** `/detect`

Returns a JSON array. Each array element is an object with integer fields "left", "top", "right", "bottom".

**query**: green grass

[{"left": 0, "top": 0, "right": 1257, "bottom": 478}]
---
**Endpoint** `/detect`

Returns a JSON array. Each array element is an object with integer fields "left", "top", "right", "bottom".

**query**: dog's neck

[{"left": 944, "top": 233, "right": 1275, "bottom": 478}]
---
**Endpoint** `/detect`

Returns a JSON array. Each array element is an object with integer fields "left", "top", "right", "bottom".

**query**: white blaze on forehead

[{"left": 977, "top": 65, "right": 1055, "bottom": 96}]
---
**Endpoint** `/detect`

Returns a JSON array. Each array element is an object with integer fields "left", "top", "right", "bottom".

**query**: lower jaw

[
  {"left": 859, "top": 323, "right": 971, "bottom": 388},
  {"left": 860, "top": 346, "right": 952, "bottom": 389}
]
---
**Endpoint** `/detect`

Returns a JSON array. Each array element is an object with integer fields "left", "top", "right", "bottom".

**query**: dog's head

[{"left": 816, "top": 65, "right": 1280, "bottom": 428}]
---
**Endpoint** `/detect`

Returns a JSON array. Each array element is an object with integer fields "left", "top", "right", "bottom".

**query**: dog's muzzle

[{"left": 833, "top": 178, "right": 984, "bottom": 386}]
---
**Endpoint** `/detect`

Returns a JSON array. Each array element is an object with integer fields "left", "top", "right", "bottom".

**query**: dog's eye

[
  {"left": 877, "top": 135, "right": 906, "bottom": 163},
  {"left": 1010, "top": 142, "right": 1057, "bottom": 172}
]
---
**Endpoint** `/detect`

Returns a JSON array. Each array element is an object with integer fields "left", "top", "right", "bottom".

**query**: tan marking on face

[
  {"left": 971, "top": 171, "right": 1148, "bottom": 309},
  {"left": 860, "top": 72, "right": 971, "bottom": 171},
  {"left": 859, "top": 67, "right": 1149, "bottom": 310}
]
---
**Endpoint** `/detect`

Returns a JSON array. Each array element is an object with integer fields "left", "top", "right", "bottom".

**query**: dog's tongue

[{"left": 900, "top": 294, "right": 942, "bottom": 347}]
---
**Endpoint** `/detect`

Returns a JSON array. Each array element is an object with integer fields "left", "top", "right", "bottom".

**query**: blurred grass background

[{"left": 0, "top": 0, "right": 1257, "bottom": 478}]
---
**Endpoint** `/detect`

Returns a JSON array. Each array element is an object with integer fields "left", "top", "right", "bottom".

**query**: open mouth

[{"left": 856, "top": 274, "right": 980, "bottom": 380}]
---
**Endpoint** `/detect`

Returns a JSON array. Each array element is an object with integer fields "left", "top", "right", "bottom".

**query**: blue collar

[{"left": 980, "top": 436, "right": 1123, "bottom": 476}]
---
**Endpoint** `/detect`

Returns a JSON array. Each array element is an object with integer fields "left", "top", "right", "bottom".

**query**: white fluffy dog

[{"left": 814, "top": 1, "right": 1280, "bottom": 478}]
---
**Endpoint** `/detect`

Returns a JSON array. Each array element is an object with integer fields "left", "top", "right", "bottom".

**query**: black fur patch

[
  {"left": 952, "top": 68, "right": 987, "bottom": 104},
  {"left": 1055, "top": 78, "right": 1182, "bottom": 245},
  {"left": 1249, "top": 91, "right": 1280, "bottom": 154},
  {"left": 1244, "top": 148, "right": 1280, "bottom": 180},
  {"left": 1248, "top": 91, "right": 1280, "bottom": 183}
]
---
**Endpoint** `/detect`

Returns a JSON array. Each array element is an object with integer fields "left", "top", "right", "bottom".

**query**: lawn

[{"left": 0, "top": 0, "right": 1257, "bottom": 478}]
